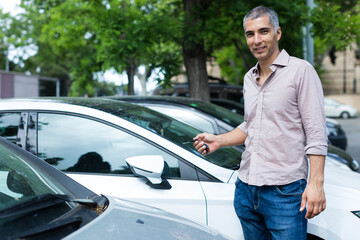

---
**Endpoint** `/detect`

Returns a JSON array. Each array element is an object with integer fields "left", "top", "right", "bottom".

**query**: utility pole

[
  {"left": 303, "top": 0, "right": 314, "bottom": 65},
  {"left": 343, "top": 51, "right": 346, "bottom": 93}
]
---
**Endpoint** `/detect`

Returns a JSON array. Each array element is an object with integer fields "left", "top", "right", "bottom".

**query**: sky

[
  {"left": 0, "top": 0, "right": 22, "bottom": 16},
  {"left": 0, "top": 0, "right": 158, "bottom": 94}
]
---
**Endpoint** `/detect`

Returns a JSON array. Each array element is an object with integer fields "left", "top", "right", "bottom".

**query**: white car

[
  {"left": 0, "top": 97, "right": 359, "bottom": 240},
  {"left": 0, "top": 136, "right": 227, "bottom": 240},
  {"left": 324, "top": 98, "right": 358, "bottom": 118}
]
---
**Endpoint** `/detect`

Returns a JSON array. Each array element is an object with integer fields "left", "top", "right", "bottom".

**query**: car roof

[
  {"left": 0, "top": 97, "right": 138, "bottom": 113},
  {"left": 0, "top": 97, "right": 236, "bottom": 181},
  {"left": 107, "top": 95, "right": 244, "bottom": 127}
]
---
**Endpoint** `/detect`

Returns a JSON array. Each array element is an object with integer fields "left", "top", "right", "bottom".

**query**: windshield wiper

[
  {"left": 15, "top": 216, "right": 83, "bottom": 239},
  {"left": 0, "top": 193, "right": 98, "bottom": 220}
]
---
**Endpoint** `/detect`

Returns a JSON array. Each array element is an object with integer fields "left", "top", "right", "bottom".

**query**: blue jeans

[{"left": 233, "top": 178, "right": 307, "bottom": 240}]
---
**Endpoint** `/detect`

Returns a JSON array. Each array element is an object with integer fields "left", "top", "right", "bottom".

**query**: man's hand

[
  {"left": 300, "top": 154, "right": 326, "bottom": 219},
  {"left": 300, "top": 182, "right": 326, "bottom": 219},
  {"left": 193, "top": 133, "right": 220, "bottom": 156},
  {"left": 193, "top": 128, "right": 247, "bottom": 156}
]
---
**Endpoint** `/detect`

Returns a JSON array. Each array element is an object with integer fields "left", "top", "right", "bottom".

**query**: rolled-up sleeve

[
  {"left": 238, "top": 121, "right": 248, "bottom": 135},
  {"left": 297, "top": 64, "right": 328, "bottom": 156}
]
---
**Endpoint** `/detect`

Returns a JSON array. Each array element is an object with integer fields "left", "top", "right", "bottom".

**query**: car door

[{"left": 0, "top": 111, "right": 209, "bottom": 225}]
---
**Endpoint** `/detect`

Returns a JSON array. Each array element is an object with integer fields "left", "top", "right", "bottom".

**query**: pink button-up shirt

[{"left": 238, "top": 50, "right": 328, "bottom": 186}]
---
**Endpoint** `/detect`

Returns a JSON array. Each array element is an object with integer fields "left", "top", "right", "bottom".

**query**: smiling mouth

[{"left": 254, "top": 46, "right": 266, "bottom": 52}]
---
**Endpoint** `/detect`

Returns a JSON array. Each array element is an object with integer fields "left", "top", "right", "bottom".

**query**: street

[{"left": 336, "top": 117, "right": 360, "bottom": 169}]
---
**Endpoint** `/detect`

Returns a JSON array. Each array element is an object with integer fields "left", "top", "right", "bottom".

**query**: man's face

[{"left": 244, "top": 15, "right": 281, "bottom": 63}]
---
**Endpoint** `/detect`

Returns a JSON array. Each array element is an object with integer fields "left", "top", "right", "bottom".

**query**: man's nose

[{"left": 254, "top": 33, "right": 262, "bottom": 45}]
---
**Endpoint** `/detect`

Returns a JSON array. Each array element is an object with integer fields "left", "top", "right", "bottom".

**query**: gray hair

[{"left": 243, "top": 6, "right": 279, "bottom": 33}]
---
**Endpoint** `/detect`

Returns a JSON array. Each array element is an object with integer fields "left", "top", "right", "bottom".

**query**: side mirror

[
  {"left": 350, "top": 160, "right": 360, "bottom": 171},
  {"left": 125, "top": 155, "right": 171, "bottom": 189}
]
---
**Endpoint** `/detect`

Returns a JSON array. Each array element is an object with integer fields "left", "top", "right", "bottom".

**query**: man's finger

[
  {"left": 305, "top": 203, "right": 314, "bottom": 219},
  {"left": 299, "top": 194, "right": 307, "bottom": 212}
]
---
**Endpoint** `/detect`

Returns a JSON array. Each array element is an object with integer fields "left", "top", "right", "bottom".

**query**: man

[{"left": 194, "top": 6, "right": 327, "bottom": 240}]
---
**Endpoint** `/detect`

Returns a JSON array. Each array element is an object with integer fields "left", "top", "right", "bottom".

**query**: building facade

[
  {"left": 322, "top": 43, "right": 360, "bottom": 95},
  {"left": 0, "top": 71, "right": 60, "bottom": 98}
]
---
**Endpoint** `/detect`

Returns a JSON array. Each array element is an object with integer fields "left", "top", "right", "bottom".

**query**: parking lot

[
  {"left": 327, "top": 94, "right": 360, "bottom": 171},
  {"left": 337, "top": 117, "right": 360, "bottom": 169}
]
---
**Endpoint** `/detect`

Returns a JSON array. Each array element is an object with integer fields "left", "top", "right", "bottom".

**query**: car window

[
  {"left": 0, "top": 112, "right": 30, "bottom": 150},
  {"left": 37, "top": 113, "right": 181, "bottom": 178},
  {"left": 144, "top": 105, "right": 217, "bottom": 134}
]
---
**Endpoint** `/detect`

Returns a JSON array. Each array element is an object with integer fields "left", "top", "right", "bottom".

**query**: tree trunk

[
  {"left": 135, "top": 65, "right": 153, "bottom": 96},
  {"left": 182, "top": 0, "right": 210, "bottom": 102},
  {"left": 126, "top": 59, "right": 136, "bottom": 95}
]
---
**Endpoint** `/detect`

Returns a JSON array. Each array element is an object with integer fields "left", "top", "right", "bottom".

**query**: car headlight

[{"left": 352, "top": 211, "right": 360, "bottom": 219}]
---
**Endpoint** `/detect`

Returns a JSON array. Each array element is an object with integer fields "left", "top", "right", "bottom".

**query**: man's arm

[
  {"left": 193, "top": 127, "right": 247, "bottom": 155},
  {"left": 300, "top": 154, "right": 326, "bottom": 219}
]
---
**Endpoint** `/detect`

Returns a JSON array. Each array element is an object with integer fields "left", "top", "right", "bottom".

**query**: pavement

[{"left": 326, "top": 94, "right": 360, "bottom": 112}]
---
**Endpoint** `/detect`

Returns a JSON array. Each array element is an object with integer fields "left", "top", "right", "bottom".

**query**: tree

[
  {"left": 310, "top": 0, "right": 360, "bottom": 68},
  {"left": 90, "top": 0, "right": 183, "bottom": 95},
  {"left": 0, "top": 10, "right": 18, "bottom": 72},
  {"left": 182, "top": 0, "right": 211, "bottom": 101}
]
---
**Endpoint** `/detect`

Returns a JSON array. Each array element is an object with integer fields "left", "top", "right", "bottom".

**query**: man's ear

[{"left": 276, "top": 27, "right": 282, "bottom": 41}]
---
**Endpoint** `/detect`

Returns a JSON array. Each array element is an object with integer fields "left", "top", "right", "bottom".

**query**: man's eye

[
  {"left": 261, "top": 30, "right": 268, "bottom": 34},
  {"left": 246, "top": 33, "right": 254, "bottom": 37}
]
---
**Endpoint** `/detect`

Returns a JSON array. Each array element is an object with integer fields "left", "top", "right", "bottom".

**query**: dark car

[
  {"left": 153, "top": 82, "right": 244, "bottom": 102},
  {"left": 109, "top": 95, "right": 357, "bottom": 172},
  {"left": 326, "top": 119, "right": 348, "bottom": 150},
  {"left": 210, "top": 98, "right": 244, "bottom": 115}
]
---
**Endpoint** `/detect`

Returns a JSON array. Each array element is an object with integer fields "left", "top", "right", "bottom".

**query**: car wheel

[{"left": 340, "top": 111, "right": 350, "bottom": 119}]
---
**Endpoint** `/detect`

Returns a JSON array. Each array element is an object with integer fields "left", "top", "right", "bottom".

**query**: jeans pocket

[
  {"left": 276, "top": 179, "right": 307, "bottom": 196},
  {"left": 235, "top": 178, "right": 241, "bottom": 187}
]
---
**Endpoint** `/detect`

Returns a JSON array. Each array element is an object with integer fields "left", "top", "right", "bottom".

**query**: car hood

[
  {"left": 325, "top": 162, "right": 360, "bottom": 188},
  {"left": 65, "top": 195, "right": 228, "bottom": 240},
  {"left": 324, "top": 163, "right": 360, "bottom": 203}
]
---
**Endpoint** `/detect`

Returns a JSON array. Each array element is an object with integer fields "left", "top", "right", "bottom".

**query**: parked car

[
  {"left": 153, "top": 81, "right": 244, "bottom": 103},
  {"left": 324, "top": 98, "right": 358, "bottom": 118},
  {"left": 110, "top": 96, "right": 356, "bottom": 171},
  {"left": 107, "top": 95, "right": 244, "bottom": 135},
  {"left": 0, "top": 97, "right": 360, "bottom": 240},
  {"left": 209, "top": 98, "right": 348, "bottom": 151},
  {"left": 0, "top": 136, "right": 227, "bottom": 240},
  {"left": 326, "top": 118, "right": 348, "bottom": 150},
  {"left": 210, "top": 98, "right": 244, "bottom": 115}
]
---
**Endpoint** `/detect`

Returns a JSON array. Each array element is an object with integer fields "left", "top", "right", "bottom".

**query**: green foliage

[
  {"left": 311, "top": 2, "right": 360, "bottom": 51},
  {"left": 309, "top": 0, "right": 360, "bottom": 70},
  {"left": 0, "top": 0, "right": 358, "bottom": 95}
]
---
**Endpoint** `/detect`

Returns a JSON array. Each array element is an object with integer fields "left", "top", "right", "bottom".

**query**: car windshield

[
  {"left": 0, "top": 146, "right": 64, "bottom": 212},
  {"left": 107, "top": 96, "right": 244, "bottom": 127},
  {"left": 0, "top": 140, "right": 79, "bottom": 236},
  {"left": 115, "top": 106, "right": 242, "bottom": 169},
  {"left": 183, "top": 100, "right": 244, "bottom": 127}
]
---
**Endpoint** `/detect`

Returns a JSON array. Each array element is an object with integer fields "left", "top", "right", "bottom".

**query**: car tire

[{"left": 340, "top": 111, "right": 350, "bottom": 119}]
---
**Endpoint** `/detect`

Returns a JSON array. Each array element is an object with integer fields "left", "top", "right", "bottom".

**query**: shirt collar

[{"left": 251, "top": 49, "right": 290, "bottom": 78}]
